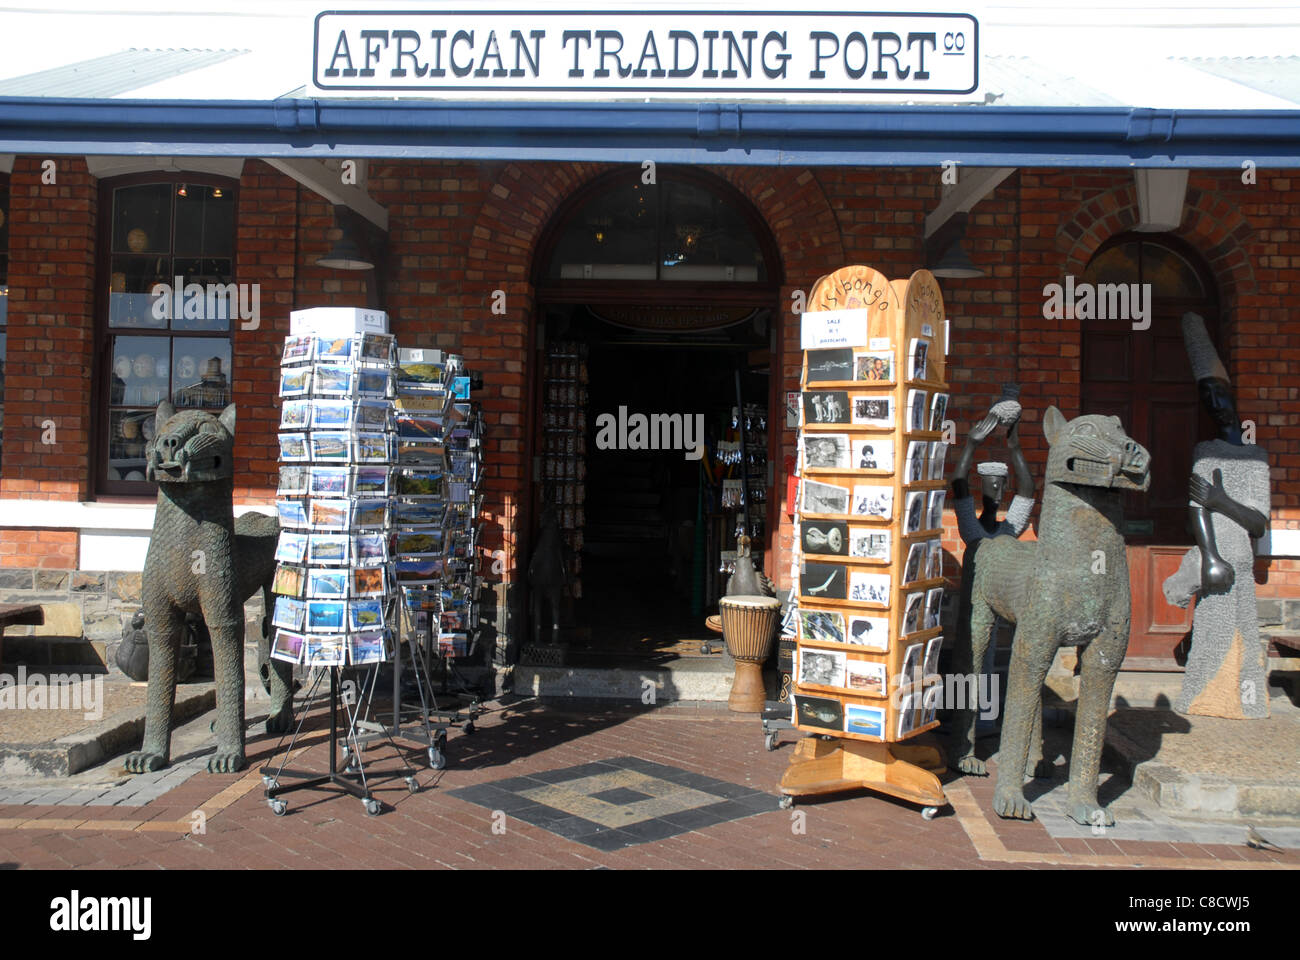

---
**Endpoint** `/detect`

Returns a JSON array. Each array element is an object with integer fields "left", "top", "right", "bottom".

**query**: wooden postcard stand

[{"left": 782, "top": 266, "right": 951, "bottom": 817}]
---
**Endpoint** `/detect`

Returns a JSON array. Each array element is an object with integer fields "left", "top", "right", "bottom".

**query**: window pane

[
  {"left": 547, "top": 181, "right": 660, "bottom": 279},
  {"left": 1141, "top": 242, "right": 1205, "bottom": 298},
  {"left": 107, "top": 409, "right": 155, "bottom": 483},
  {"left": 659, "top": 180, "right": 766, "bottom": 281},
  {"left": 112, "top": 184, "right": 172, "bottom": 255},
  {"left": 1083, "top": 241, "right": 1140, "bottom": 287},
  {"left": 110, "top": 335, "right": 170, "bottom": 407},
  {"left": 174, "top": 187, "right": 234, "bottom": 258},
  {"left": 171, "top": 338, "right": 231, "bottom": 409},
  {"left": 167, "top": 260, "right": 235, "bottom": 332}
]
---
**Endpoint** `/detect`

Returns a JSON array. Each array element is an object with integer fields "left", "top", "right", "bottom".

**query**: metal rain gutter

[{"left": 1, "top": 97, "right": 1299, "bottom": 167}]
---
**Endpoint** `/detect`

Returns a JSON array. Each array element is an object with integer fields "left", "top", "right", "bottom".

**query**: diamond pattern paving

[{"left": 449, "top": 756, "right": 775, "bottom": 851}]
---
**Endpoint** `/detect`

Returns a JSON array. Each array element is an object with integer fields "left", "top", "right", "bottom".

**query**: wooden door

[{"left": 1079, "top": 235, "right": 1219, "bottom": 662}]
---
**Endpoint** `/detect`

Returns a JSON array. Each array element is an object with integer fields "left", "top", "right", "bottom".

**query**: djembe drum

[{"left": 719, "top": 594, "right": 782, "bottom": 713}]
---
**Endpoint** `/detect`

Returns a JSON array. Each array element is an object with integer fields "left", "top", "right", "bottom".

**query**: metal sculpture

[
  {"left": 1162, "top": 312, "right": 1271, "bottom": 719},
  {"left": 967, "top": 406, "right": 1150, "bottom": 824},
  {"left": 124, "top": 401, "right": 292, "bottom": 774}
]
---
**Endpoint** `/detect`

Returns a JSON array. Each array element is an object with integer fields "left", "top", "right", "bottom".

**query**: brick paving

[{"left": 0, "top": 697, "right": 1294, "bottom": 870}]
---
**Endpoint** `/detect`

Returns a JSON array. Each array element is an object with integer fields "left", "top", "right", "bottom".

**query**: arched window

[
  {"left": 534, "top": 169, "right": 779, "bottom": 294},
  {"left": 1080, "top": 233, "right": 1220, "bottom": 544}
]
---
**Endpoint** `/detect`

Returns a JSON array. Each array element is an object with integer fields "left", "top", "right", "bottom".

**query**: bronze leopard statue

[
  {"left": 962, "top": 407, "right": 1150, "bottom": 825},
  {"left": 124, "top": 401, "right": 293, "bottom": 774}
]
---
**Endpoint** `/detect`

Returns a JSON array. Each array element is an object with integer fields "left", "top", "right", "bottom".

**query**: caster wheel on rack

[
  {"left": 428, "top": 747, "right": 446, "bottom": 771},
  {"left": 364, "top": 798, "right": 381, "bottom": 817},
  {"left": 921, "top": 806, "right": 939, "bottom": 821},
  {"left": 778, "top": 795, "right": 794, "bottom": 810},
  {"left": 261, "top": 775, "right": 275, "bottom": 789},
  {"left": 463, "top": 721, "right": 476, "bottom": 736},
  {"left": 700, "top": 642, "right": 713, "bottom": 656},
  {"left": 269, "top": 799, "right": 287, "bottom": 817},
  {"left": 406, "top": 777, "right": 419, "bottom": 794},
  {"left": 764, "top": 732, "right": 777, "bottom": 752}
]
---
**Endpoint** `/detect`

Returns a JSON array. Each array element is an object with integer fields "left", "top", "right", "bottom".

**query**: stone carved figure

[
  {"left": 948, "top": 386, "right": 1042, "bottom": 778},
  {"left": 528, "top": 501, "right": 568, "bottom": 644},
  {"left": 726, "top": 534, "right": 776, "bottom": 598},
  {"left": 124, "top": 401, "right": 293, "bottom": 774},
  {"left": 967, "top": 407, "right": 1150, "bottom": 824},
  {"left": 1162, "top": 313, "right": 1271, "bottom": 719}
]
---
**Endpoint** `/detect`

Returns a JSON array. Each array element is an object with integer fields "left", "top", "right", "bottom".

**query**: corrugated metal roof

[
  {"left": 1178, "top": 56, "right": 1300, "bottom": 106},
  {"left": 0, "top": 48, "right": 247, "bottom": 99},
  {"left": 980, "top": 56, "right": 1129, "bottom": 108}
]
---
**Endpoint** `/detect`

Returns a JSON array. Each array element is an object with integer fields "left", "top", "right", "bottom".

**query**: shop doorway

[{"left": 527, "top": 169, "right": 782, "bottom": 661}]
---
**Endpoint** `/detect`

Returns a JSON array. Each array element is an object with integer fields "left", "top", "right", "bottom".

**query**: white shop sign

[
  {"left": 801, "top": 308, "right": 870, "bottom": 350},
  {"left": 312, "top": 10, "right": 978, "bottom": 99}
]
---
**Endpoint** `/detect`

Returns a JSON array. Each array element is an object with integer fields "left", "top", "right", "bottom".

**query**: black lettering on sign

[
  {"left": 428, "top": 30, "right": 447, "bottom": 78},
  {"left": 325, "top": 31, "right": 356, "bottom": 77},
  {"left": 563, "top": 30, "right": 592, "bottom": 77},
  {"left": 359, "top": 30, "right": 388, "bottom": 78},
  {"left": 595, "top": 31, "right": 629, "bottom": 78},
  {"left": 391, "top": 30, "right": 426, "bottom": 78},
  {"left": 450, "top": 29, "right": 474, "bottom": 77},
  {"left": 809, "top": 31, "right": 838, "bottom": 79},
  {"left": 871, "top": 32, "right": 908, "bottom": 81},
  {"left": 510, "top": 29, "right": 544, "bottom": 78}
]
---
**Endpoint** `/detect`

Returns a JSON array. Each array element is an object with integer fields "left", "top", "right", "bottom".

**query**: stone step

[{"left": 512, "top": 658, "right": 740, "bottom": 702}]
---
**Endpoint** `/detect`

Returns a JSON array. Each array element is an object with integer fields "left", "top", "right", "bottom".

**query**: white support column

[
  {"left": 924, "top": 167, "right": 1016, "bottom": 238},
  {"left": 263, "top": 158, "right": 388, "bottom": 232}
]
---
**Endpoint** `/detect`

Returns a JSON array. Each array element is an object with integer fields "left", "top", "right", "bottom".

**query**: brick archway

[{"left": 1055, "top": 181, "right": 1256, "bottom": 309}]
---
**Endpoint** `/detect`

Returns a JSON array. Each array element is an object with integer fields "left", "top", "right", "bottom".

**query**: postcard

[
  {"left": 351, "top": 498, "right": 388, "bottom": 529},
  {"left": 909, "top": 337, "right": 929, "bottom": 381},
  {"left": 306, "top": 600, "right": 346, "bottom": 633},
  {"left": 308, "top": 498, "right": 349, "bottom": 529},
  {"left": 843, "top": 703, "right": 885, "bottom": 739},
  {"left": 801, "top": 562, "right": 846, "bottom": 601},
  {"left": 311, "top": 364, "right": 354, "bottom": 396},
  {"left": 278, "top": 432, "right": 309, "bottom": 463},
  {"left": 845, "top": 658, "right": 887, "bottom": 697},
  {"left": 897, "top": 691, "right": 921, "bottom": 738},
  {"left": 854, "top": 350, "right": 893, "bottom": 382},
  {"left": 348, "top": 599, "right": 384, "bottom": 631},
  {"left": 848, "top": 526, "right": 889, "bottom": 562},
  {"left": 901, "top": 641, "right": 924, "bottom": 684},
  {"left": 305, "top": 568, "right": 348, "bottom": 599},
  {"left": 277, "top": 465, "right": 308, "bottom": 496},
  {"left": 906, "top": 440, "right": 927, "bottom": 483},
  {"left": 851, "top": 394, "right": 894, "bottom": 428},
  {"left": 276, "top": 498, "right": 308, "bottom": 529},
  {"left": 902, "top": 593, "right": 925, "bottom": 636},
  {"left": 310, "top": 400, "right": 352, "bottom": 430},
  {"left": 907, "top": 389, "right": 928, "bottom": 432},
  {"left": 802, "top": 478, "right": 850, "bottom": 516},
  {"left": 803, "top": 390, "right": 850, "bottom": 425},
  {"left": 927, "top": 539, "right": 944, "bottom": 580},
  {"left": 925, "top": 588, "right": 944, "bottom": 631},
  {"left": 792, "top": 694, "right": 843, "bottom": 732},
  {"left": 395, "top": 530, "right": 443, "bottom": 556},
  {"left": 271, "top": 596, "right": 305, "bottom": 632},
  {"left": 308, "top": 466, "right": 349, "bottom": 497},
  {"left": 352, "top": 566, "right": 386, "bottom": 597},
  {"left": 851, "top": 484, "right": 893, "bottom": 520},
  {"left": 360, "top": 333, "right": 394, "bottom": 364},
  {"left": 353, "top": 533, "right": 389, "bottom": 565},
  {"left": 310, "top": 432, "right": 351, "bottom": 463},
  {"left": 394, "top": 470, "right": 443, "bottom": 498},
  {"left": 393, "top": 500, "right": 443, "bottom": 525},
  {"left": 930, "top": 393, "right": 949, "bottom": 432},
  {"left": 805, "top": 348, "right": 853, "bottom": 383},
  {"left": 356, "top": 368, "right": 391, "bottom": 397},
  {"left": 928, "top": 441, "right": 949, "bottom": 480},
  {"left": 279, "top": 400, "right": 311, "bottom": 430},
  {"left": 353, "top": 466, "right": 389, "bottom": 496},
  {"left": 903, "top": 541, "right": 927, "bottom": 585},
  {"left": 922, "top": 682, "right": 942, "bottom": 724},
  {"left": 314, "top": 336, "right": 354, "bottom": 361},
  {"left": 353, "top": 432, "right": 391, "bottom": 463},
  {"left": 852, "top": 437, "right": 893, "bottom": 472},
  {"left": 397, "top": 441, "right": 445, "bottom": 465},
  {"left": 798, "top": 648, "right": 846, "bottom": 689},
  {"left": 903, "top": 491, "right": 926, "bottom": 534},
  {"left": 274, "top": 531, "right": 308, "bottom": 564},
  {"left": 278, "top": 366, "right": 311, "bottom": 398},
  {"left": 304, "top": 635, "right": 347, "bottom": 667},
  {"left": 308, "top": 534, "right": 351, "bottom": 565},
  {"left": 272, "top": 564, "right": 305, "bottom": 598},
  {"left": 395, "top": 558, "right": 443, "bottom": 584},
  {"left": 846, "top": 615, "right": 889, "bottom": 651},
  {"left": 928, "top": 489, "right": 946, "bottom": 531},
  {"left": 355, "top": 400, "right": 390, "bottom": 431},
  {"left": 803, "top": 433, "right": 850, "bottom": 471},
  {"left": 801, "top": 520, "right": 847, "bottom": 557},
  {"left": 271, "top": 629, "right": 304, "bottom": 664},
  {"left": 799, "top": 608, "right": 846, "bottom": 645},
  {"left": 282, "top": 336, "right": 313, "bottom": 365},
  {"left": 349, "top": 630, "right": 387, "bottom": 665},
  {"left": 924, "top": 635, "right": 943, "bottom": 678},
  {"left": 848, "top": 570, "right": 890, "bottom": 605}
]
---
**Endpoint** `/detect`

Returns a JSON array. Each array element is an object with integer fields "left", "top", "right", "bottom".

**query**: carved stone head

[
  {"left": 1042, "top": 406, "right": 1150, "bottom": 492},
  {"left": 145, "top": 400, "right": 236, "bottom": 484}
]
